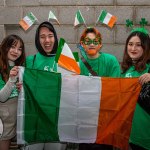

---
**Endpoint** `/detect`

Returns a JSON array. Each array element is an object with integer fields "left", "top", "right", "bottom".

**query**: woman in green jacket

[{"left": 121, "top": 29, "right": 150, "bottom": 150}]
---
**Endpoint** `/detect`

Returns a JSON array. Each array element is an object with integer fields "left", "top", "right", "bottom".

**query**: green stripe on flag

[
  {"left": 23, "top": 68, "right": 61, "bottom": 143},
  {"left": 27, "top": 12, "right": 37, "bottom": 23},
  {"left": 73, "top": 52, "right": 79, "bottom": 62},
  {"left": 55, "top": 38, "right": 65, "bottom": 63},
  {"left": 77, "top": 10, "right": 84, "bottom": 24},
  {"left": 99, "top": 10, "right": 107, "bottom": 22}
]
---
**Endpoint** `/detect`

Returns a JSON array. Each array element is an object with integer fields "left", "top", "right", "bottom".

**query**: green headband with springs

[{"left": 126, "top": 18, "right": 149, "bottom": 35}]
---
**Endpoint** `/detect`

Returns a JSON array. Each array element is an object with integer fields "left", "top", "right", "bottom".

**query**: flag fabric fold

[
  {"left": 0, "top": 118, "right": 3, "bottom": 138},
  {"left": 74, "top": 10, "right": 86, "bottom": 27},
  {"left": 55, "top": 38, "right": 80, "bottom": 74},
  {"left": 17, "top": 67, "right": 141, "bottom": 150},
  {"left": 97, "top": 10, "right": 117, "bottom": 28},
  {"left": 17, "top": 67, "right": 61, "bottom": 144},
  {"left": 48, "top": 11, "right": 60, "bottom": 25},
  {"left": 19, "top": 12, "right": 37, "bottom": 31}
]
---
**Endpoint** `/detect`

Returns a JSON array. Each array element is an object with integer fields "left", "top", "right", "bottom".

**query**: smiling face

[
  {"left": 39, "top": 27, "right": 55, "bottom": 55},
  {"left": 82, "top": 32, "right": 102, "bottom": 58},
  {"left": 7, "top": 41, "right": 22, "bottom": 61},
  {"left": 127, "top": 35, "right": 143, "bottom": 61}
]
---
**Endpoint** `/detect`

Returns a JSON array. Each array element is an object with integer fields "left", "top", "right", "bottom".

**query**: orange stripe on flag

[
  {"left": 96, "top": 78, "right": 141, "bottom": 150},
  {"left": 58, "top": 54, "right": 80, "bottom": 74},
  {"left": 19, "top": 20, "right": 29, "bottom": 31},
  {"left": 108, "top": 16, "right": 117, "bottom": 28}
]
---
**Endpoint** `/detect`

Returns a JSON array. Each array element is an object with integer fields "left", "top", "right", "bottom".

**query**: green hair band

[{"left": 131, "top": 27, "right": 149, "bottom": 35}]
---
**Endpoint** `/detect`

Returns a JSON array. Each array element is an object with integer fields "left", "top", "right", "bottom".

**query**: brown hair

[
  {"left": 80, "top": 27, "right": 102, "bottom": 44},
  {"left": 121, "top": 31, "right": 150, "bottom": 73},
  {"left": 0, "top": 35, "right": 25, "bottom": 82}
]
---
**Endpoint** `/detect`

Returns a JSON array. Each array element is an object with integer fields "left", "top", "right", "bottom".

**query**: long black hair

[{"left": 35, "top": 21, "right": 58, "bottom": 57}]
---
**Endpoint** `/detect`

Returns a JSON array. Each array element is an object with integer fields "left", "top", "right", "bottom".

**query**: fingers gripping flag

[
  {"left": 97, "top": 10, "right": 117, "bottom": 28},
  {"left": 19, "top": 12, "right": 37, "bottom": 31}
]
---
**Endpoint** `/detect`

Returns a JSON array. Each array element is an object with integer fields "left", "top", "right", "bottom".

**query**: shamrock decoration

[
  {"left": 140, "top": 18, "right": 148, "bottom": 27},
  {"left": 126, "top": 18, "right": 149, "bottom": 35},
  {"left": 126, "top": 19, "right": 133, "bottom": 28}
]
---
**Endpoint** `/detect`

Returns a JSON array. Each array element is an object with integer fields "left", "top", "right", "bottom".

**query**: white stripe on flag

[
  {"left": 74, "top": 17, "right": 79, "bottom": 26},
  {"left": 58, "top": 75, "right": 101, "bottom": 143},
  {"left": 24, "top": 16, "right": 34, "bottom": 27},
  {"left": 17, "top": 67, "right": 26, "bottom": 144},
  {"left": 57, "top": 65, "right": 73, "bottom": 75},
  {"left": 103, "top": 13, "right": 112, "bottom": 25},
  {"left": 61, "top": 43, "right": 75, "bottom": 59}
]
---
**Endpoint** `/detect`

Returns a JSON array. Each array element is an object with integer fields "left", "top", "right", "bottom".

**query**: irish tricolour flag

[
  {"left": 97, "top": 10, "right": 117, "bottom": 28},
  {"left": 48, "top": 11, "right": 60, "bottom": 25},
  {"left": 19, "top": 12, "right": 37, "bottom": 31},
  {"left": 74, "top": 10, "right": 86, "bottom": 27},
  {"left": 17, "top": 67, "right": 141, "bottom": 150},
  {"left": 55, "top": 38, "right": 80, "bottom": 74}
]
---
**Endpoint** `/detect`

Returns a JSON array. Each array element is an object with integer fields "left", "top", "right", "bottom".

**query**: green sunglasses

[{"left": 83, "top": 37, "right": 101, "bottom": 45}]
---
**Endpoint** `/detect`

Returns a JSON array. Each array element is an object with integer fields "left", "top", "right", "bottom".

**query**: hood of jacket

[{"left": 35, "top": 21, "right": 58, "bottom": 57}]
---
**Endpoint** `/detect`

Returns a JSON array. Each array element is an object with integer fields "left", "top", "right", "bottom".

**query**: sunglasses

[{"left": 83, "top": 37, "right": 101, "bottom": 45}]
